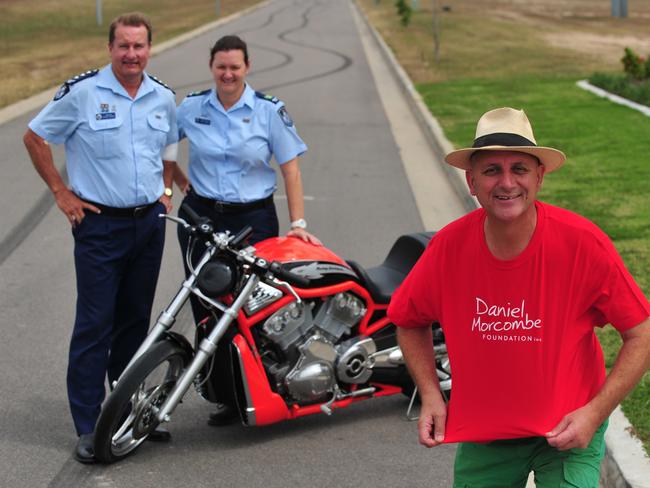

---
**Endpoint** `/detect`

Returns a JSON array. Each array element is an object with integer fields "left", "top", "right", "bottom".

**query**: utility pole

[
  {"left": 611, "top": 0, "right": 628, "bottom": 18},
  {"left": 96, "top": 0, "right": 102, "bottom": 25},
  {"left": 216, "top": 0, "right": 221, "bottom": 17},
  {"left": 432, "top": 0, "right": 440, "bottom": 63}
]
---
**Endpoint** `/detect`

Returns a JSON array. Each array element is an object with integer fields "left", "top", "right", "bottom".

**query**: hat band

[{"left": 472, "top": 132, "right": 536, "bottom": 149}]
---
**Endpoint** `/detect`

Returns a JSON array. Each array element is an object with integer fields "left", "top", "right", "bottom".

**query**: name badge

[
  {"left": 195, "top": 117, "right": 211, "bottom": 125},
  {"left": 96, "top": 112, "right": 116, "bottom": 120}
]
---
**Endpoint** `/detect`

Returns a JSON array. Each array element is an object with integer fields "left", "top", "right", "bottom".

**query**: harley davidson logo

[{"left": 289, "top": 262, "right": 357, "bottom": 280}]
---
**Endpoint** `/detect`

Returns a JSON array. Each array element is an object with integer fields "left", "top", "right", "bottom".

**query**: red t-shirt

[{"left": 388, "top": 201, "right": 650, "bottom": 443}]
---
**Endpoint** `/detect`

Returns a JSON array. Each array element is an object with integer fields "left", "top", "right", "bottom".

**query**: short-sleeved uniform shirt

[
  {"left": 388, "top": 201, "right": 650, "bottom": 443},
  {"left": 29, "top": 64, "right": 178, "bottom": 207},
  {"left": 176, "top": 84, "right": 307, "bottom": 203}
]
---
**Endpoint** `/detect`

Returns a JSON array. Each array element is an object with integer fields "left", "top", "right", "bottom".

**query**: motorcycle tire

[{"left": 94, "top": 339, "right": 190, "bottom": 463}]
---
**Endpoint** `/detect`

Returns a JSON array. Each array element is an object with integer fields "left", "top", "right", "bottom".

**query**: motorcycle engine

[{"left": 260, "top": 292, "right": 372, "bottom": 404}]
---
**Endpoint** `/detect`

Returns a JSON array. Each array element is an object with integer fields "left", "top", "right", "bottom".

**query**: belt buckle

[
  {"left": 133, "top": 205, "right": 148, "bottom": 217},
  {"left": 214, "top": 201, "right": 224, "bottom": 213}
]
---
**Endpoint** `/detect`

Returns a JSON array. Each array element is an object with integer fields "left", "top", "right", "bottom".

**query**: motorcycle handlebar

[
  {"left": 230, "top": 225, "right": 253, "bottom": 249},
  {"left": 176, "top": 205, "right": 308, "bottom": 288},
  {"left": 180, "top": 203, "right": 204, "bottom": 226},
  {"left": 268, "top": 261, "right": 310, "bottom": 288}
]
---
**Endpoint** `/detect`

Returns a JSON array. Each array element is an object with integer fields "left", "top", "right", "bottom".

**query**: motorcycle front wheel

[{"left": 94, "top": 339, "right": 190, "bottom": 463}]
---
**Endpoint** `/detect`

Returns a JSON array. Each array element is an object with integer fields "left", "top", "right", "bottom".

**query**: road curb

[
  {"left": 350, "top": 1, "right": 477, "bottom": 214},
  {"left": 577, "top": 80, "right": 650, "bottom": 118},
  {"left": 352, "top": 2, "right": 650, "bottom": 487}
]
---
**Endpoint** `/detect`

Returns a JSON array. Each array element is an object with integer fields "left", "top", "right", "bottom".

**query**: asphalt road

[{"left": 0, "top": 0, "right": 465, "bottom": 486}]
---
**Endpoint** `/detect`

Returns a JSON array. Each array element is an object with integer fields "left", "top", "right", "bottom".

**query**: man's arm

[
  {"left": 23, "top": 128, "right": 99, "bottom": 226},
  {"left": 546, "top": 317, "right": 650, "bottom": 450},
  {"left": 158, "top": 159, "right": 176, "bottom": 214},
  {"left": 397, "top": 326, "right": 447, "bottom": 447}
]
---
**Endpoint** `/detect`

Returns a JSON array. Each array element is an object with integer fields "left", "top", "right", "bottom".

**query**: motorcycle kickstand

[{"left": 404, "top": 386, "right": 419, "bottom": 421}]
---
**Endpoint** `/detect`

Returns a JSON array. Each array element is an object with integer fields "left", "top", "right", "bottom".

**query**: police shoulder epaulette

[
  {"left": 53, "top": 69, "right": 99, "bottom": 101},
  {"left": 255, "top": 91, "right": 280, "bottom": 104},
  {"left": 148, "top": 74, "right": 175, "bottom": 94},
  {"left": 186, "top": 89, "right": 211, "bottom": 98}
]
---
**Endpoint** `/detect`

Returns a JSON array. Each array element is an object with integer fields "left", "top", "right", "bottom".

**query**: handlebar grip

[
  {"left": 269, "top": 262, "right": 310, "bottom": 288},
  {"left": 230, "top": 225, "right": 254, "bottom": 248},
  {"left": 181, "top": 203, "right": 204, "bottom": 226}
]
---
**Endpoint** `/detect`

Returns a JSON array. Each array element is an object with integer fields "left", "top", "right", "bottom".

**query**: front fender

[{"left": 162, "top": 331, "right": 194, "bottom": 359}]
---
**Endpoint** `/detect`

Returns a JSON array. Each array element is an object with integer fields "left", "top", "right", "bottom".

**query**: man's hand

[
  {"left": 547, "top": 318, "right": 650, "bottom": 451},
  {"left": 159, "top": 194, "right": 172, "bottom": 214},
  {"left": 545, "top": 404, "right": 601, "bottom": 450},
  {"left": 418, "top": 390, "right": 447, "bottom": 447},
  {"left": 54, "top": 188, "right": 100, "bottom": 227}
]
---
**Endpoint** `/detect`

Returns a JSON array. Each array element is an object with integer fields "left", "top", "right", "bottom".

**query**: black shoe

[
  {"left": 146, "top": 427, "right": 172, "bottom": 443},
  {"left": 207, "top": 403, "right": 238, "bottom": 426},
  {"left": 74, "top": 433, "right": 96, "bottom": 464}
]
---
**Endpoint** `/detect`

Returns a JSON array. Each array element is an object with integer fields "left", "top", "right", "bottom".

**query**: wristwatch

[
  {"left": 164, "top": 187, "right": 173, "bottom": 197},
  {"left": 290, "top": 218, "right": 307, "bottom": 229}
]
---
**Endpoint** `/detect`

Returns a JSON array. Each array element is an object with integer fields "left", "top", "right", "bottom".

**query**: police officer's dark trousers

[{"left": 68, "top": 203, "right": 165, "bottom": 435}]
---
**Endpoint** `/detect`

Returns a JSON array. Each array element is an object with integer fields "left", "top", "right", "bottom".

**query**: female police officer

[
  {"left": 174, "top": 35, "right": 320, "bottom": 424},
  {"left": 175, "top": 34, "right": 319, "bottom": 247}
]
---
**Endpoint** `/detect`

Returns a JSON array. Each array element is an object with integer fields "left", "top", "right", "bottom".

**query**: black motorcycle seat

[{"left": 348, "top": 232, "right": 435, "bottom": 305}]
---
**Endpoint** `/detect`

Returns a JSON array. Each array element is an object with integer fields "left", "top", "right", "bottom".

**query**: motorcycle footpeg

[{"left": 320, "top": 386, "right": 341, "bottom": 416}]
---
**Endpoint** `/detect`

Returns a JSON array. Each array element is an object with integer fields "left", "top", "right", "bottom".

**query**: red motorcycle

[{"left": 93, "top": 205, "right": 451, "bottom": 463}]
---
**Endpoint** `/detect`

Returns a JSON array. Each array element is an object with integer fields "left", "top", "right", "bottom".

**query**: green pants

[{"left": 453, "top": 421, "right": 607, "bottom": 488}]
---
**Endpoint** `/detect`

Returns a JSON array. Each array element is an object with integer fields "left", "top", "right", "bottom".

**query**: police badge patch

[
  {"left": 53, "top": 84, "right": 70, "bottom": 101},
  {"left": 278, "top": 107, "right": 294, "bottom": 127}
]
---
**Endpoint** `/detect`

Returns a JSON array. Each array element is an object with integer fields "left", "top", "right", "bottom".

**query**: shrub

[
  {"left": 588, "top": 72, "right": 650, "bottom": 107},
  {"left": 621, "top": 47, "right": 645, "bottom": 80},
  {"left": 395, "top": 0, "right": 412, "bottom": 27}
]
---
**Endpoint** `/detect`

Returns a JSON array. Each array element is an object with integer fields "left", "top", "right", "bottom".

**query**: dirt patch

[
  {"left": 447, "top": 0, "right": 650, "bottom": 66},
  {"left": 451, "top": 0, "right": 650, "bottom": 19},
  {"left": 544, "top": 31, "right": 650, "bottom": 64}
]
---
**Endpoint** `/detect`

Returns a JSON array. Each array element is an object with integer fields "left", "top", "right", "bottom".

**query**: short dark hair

[
  {"left": 209, "top": 35, "right": 249, "bottom": 65},
  {"left": 109, "top": 12, "right": 153, "bottom": 45}
]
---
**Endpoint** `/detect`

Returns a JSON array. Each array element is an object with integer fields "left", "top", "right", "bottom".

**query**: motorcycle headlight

[{"left": 196, "top": 259, "right": 239, "bottom": 297}]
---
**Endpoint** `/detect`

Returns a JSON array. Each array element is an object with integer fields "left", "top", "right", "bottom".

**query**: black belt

[
  {"left": 83, "top": 200, "right": 158, "bottom": 218},
  {"left": 188, "top": 188, "right": 273, "bottom": 214}
]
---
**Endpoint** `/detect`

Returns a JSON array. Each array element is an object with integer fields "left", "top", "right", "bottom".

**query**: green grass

[{"left": 417, "top": 75, "right": 650, "bottom": 453}]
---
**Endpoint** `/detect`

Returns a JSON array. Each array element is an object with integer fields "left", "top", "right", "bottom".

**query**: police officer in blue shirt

[
  {"left": 173, "top": 35, "right": 320, "bottom": 425},
  {"left": 23, "top": 12, "right": 178, "bottom": 463}
]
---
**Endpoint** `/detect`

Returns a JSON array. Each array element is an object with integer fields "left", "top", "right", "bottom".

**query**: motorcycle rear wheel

[{"left": 94, "top": 340, "right": 190, "bottom": 463}]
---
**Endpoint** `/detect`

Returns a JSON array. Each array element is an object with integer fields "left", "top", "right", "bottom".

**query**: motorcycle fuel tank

[
  {"left": 254, "top": 237, "right": 359, "bottom": 287},
  {"left": 254, "top": 237, "right": 348, "bottom": 265}
]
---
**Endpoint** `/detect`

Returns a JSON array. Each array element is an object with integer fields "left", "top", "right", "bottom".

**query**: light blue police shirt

[
  {"left": 177, "top": 84, "right": 307, "bottom": 203},
  {"left": 29, "top": 64, "right": 178, "bottom": 207}
]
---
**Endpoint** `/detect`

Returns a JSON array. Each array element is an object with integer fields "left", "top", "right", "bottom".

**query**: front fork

[
  {"left": 155, "top": 274, "right": 260, "bottom": 423},
  {"left": 119, "top": 246, "right": 219, "bottom": 380}
]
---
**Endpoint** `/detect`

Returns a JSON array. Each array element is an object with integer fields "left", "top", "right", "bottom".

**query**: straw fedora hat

[{"left": 445, "top": 107, "right": 566, "bottom": 173}]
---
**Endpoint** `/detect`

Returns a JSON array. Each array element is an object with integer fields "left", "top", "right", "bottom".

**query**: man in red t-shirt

[{"left": 388, "top": 107, "right": 650, "bottom": 487}]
